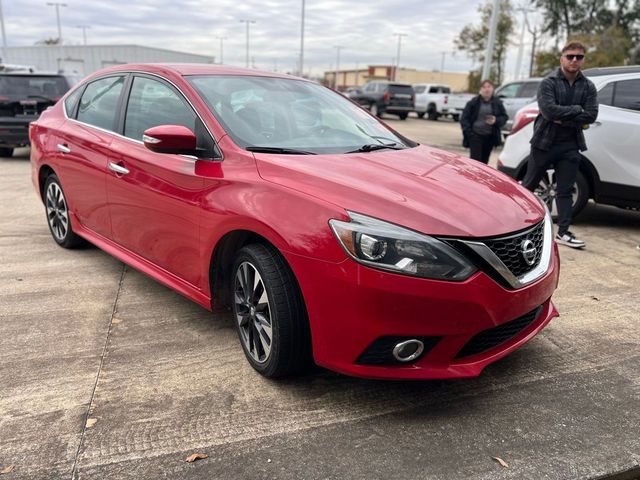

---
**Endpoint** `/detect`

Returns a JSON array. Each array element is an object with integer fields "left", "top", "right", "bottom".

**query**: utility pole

[
  {"left": 216, "top": 36, "right": 227, "bottom": 64},
  {"left": 440, "top": 51, "right": 446, "bottom": 82},
  {"left": 515, "top": 7, "right": 534, "bottom": 79},
  {"left": 47, "top": 2, "right": 67, "bottom": 72},
  {"left": 481, "top": 0, "right": 500, "bottom": 81},
  {"left": 0, "top": 0, "right": 8, "bottom": 63},
  {"left": 76, "top": 25, "right": 90, "bottom": 46},
  {"left": 333, "top": 46, "right": 343, "bottom": 90},
  {"left": 299, "top": 0, "right": 305, "bottom": 76},
  {"left": 239, "top": 19, "right": 256, "bottom": 68},
  {"left": 393, "top": 33, "right": 407, "bottom": 81}
]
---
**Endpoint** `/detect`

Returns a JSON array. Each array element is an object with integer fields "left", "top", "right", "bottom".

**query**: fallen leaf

[
  {"left": 185, "top": 453, "right": 208, "bottom": 463},
  {"left": 492, "top": 456, "right": 508, "bottom": 468},
  {"left": 590, "top": 296, "right": 599, "bottom": 301},
  {"left": 0, "top": 465, "right": 15, "bottom": 474},
  {"left": 86, "top": 418, "right": 97, "bottom": 428}
]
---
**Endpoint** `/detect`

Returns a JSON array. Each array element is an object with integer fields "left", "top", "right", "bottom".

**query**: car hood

[{"left": 255, "top": 145, "right": 544, "bottom": 237}]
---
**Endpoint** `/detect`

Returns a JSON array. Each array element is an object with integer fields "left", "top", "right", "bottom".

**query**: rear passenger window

[
  {"left": 124, "top": 76, "right": 196, "bottom": 141},
  {"left": 76, "top": 76, "right": 125, "bottom": 131},
  {"left": 414, "top": 86, "right": 425, "bottom": 94},
  {"left": 612, "top": 79, "right": 640, "bottom": 111},
  {"left": 598, "top": 83, "right": 614, "bottom": 106},
  {"left": 518, "top": 82, "right": 539, "bottom": 98},
  {"left": 64, "top": 87, "right": 83, "bottom": 118}
]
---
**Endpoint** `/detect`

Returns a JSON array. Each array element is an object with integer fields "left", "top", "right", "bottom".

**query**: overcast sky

[{"left": 2, "top": 0, "right": 539, "bottom": 79}]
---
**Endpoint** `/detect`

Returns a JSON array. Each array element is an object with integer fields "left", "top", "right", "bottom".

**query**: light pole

[
  {"left": 47, "top": 2, "right": 67, "bottom": 71},
  {"left": 239, "top": 19, "right": 256, "bottom": 68},
  {"left": 0, "top": 0, "right": 8, "bottom": 63},
  {"left": 216, "top": 36, "right": 227, "bottom": 64},
  {"left": 299, "top": 0, "right": 305, "bottom": 76},
  {"left": 481, "top": 0, "right": 500, "bottom": 81},
  {"left": 392, "top": 33, "right": 407, "bottom": 81},
  {"left": 76, "top": 25, "right": 90, "bottom": 46},
  {"left": 333, "top": 45, "right": 343, "bottom": 90},
  {"left": 440, "top": 51, "right": 446, "bottom": 82}
]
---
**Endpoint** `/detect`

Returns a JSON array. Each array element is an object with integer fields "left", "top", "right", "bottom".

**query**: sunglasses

[{"left": 564, "top": 54, "right": 585, "bottom": 61}]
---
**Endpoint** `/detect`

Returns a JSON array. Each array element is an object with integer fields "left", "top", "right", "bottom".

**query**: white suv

[{"left": 498, "top": 66, "right": 640, "bottom": 217}]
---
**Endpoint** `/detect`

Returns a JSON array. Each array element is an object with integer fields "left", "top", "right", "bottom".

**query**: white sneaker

[{"left": 555, "top": 231, "right": 585, "bottom": 249}]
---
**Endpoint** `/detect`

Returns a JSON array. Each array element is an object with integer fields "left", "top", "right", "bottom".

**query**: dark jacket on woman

[
  {"left": 460, "top": 95, "right": 508, "bottom": 148},
  {"left": 530, "top": 68, "right": 598, "bottom": 152}
]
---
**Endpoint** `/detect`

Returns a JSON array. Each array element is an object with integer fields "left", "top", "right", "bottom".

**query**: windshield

[
  {"left": 0, "top": 75, "right": 70, "bottom": 99},
  {"left": 187, "top": 75, "right": 415, "bottom": 154}
]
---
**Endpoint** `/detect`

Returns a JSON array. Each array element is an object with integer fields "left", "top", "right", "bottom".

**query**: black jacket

[
  {"left": 530, "top": 68, "right": 598, "bottom": 152},
  {"left": 460, "top": 95, "right": 508, "bottom": 148}
]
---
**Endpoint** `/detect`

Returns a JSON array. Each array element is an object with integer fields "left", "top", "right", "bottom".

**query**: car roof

[
  {"left": 583, "top": 65, "right": 640, "bottom": 77},
  {"left": 92, "top": 63, "right": 304, "bottom": 81}
]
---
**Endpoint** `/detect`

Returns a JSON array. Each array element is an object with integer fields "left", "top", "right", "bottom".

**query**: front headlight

[{"left": 329, "top": 212, "right": 477, "bottom": 281}]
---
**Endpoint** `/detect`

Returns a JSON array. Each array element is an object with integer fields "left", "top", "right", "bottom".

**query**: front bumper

[{"left": 287, "top": 243, "right": 560, "bottom": 380}]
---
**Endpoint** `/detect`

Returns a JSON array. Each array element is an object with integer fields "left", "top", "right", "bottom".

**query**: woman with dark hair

[{"left": 460, "top": 79, "right": 507, "bottom": 164}]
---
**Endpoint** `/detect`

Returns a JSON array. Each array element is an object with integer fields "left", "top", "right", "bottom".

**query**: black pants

[
  {"left": 468, "top": 133, "right": 494, "bottom": 164},
  {"left": 521, "top": 142, "right": 581, "bottom": 236}
]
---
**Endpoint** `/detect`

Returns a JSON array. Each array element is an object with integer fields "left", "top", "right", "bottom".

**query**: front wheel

[
  {"left": 534, "top": 168, "right": 590, "bottom": 219},
  {"left": 0, "top": 147, "right": 14, "bottom": 157},
  {"left": 398, "top": 112, "right": 408, "bottom": 120},
  {"left": 417, "top": 111, "right": 425, "bottom": 119},
  {"left": 370, "top": 103, "right": 381, "bottom": 117},
  {"left": 44, "top": 174, "right": 85, "bottom": 248},
  {"left": 452, "top": 114, "right": 460, "bottom": 122},
  {"left": 231, "top": 244, "right": 312, "bottom": 378}
]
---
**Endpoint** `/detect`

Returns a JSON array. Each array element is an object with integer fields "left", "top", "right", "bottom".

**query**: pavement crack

[{"left": 70, "top": 263, "right": 127, "bottom": 480}]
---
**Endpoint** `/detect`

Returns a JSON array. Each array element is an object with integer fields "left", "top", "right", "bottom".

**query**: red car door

[
  {"left": 106, "top": 75, "right": 211, "bottom": 287},
  {"left": 57, "top": 75, "right": 126, "bottom": 238}
]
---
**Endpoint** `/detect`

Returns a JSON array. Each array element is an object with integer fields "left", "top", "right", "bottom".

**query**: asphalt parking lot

[{"left": 1, "top": 118, "right": 639, "bottom": 480}]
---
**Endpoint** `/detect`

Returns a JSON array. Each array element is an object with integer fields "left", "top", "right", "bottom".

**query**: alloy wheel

[
  {"left": 534, "top": 169, "right": 578, "bottom": 218},
  {"left": 46, "top": 182, "right": 69, "bottom": 241},
  {"left": 234, "top": 261, "right": 273, "bottom": 364}
]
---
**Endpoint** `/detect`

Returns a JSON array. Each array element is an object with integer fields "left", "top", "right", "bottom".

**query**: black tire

[
  {"left": 529, "top": 165, "right": 590, "bottom": 220},
  {"left": 427, "top": 106, "right": 438, "bottom": 121},
  {"left": 398, "top": 112, "right": 408, "bottom": 120},
  {"left": 370, "top": 103, "right": 381, "bottom": 117},
  {"left": 43, "top": 174, "right": 85, "bottom": 248},
  {"left": 417, "top": 112, "right": 425, "bottom": 119},
  {"left": 0, "top": 147, "right": 14, "bottom": 157},
  {"left": 231, "top": 243, "right": 312, "bottom": 378},
  {"left": 452, "top": 114, "right": 460, "bottom": 122}
]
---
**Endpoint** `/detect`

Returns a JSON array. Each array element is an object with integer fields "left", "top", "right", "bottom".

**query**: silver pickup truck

[{"left": 413, "top": 83, "right": 474, "bottom": 121}]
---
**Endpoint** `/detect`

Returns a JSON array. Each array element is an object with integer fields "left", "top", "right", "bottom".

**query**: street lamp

[
  {"left": 239, "top": 19, "right": 256, "bottom": 68},
  {"left": 392, "top": 33, "right": 407, "bottom": 81},
  {"left": 0, "top": 0, "right": 8, "bottom": 63},
  {"left": 216, "top": 36, "right": 227, "bottom": 64},
  {"left": 47, "top": 2, "right": 67, "bottom": 72},
  {"left": 76, "top": 25, "right": 90, "bottom": 46},
  {"left": 334, "top": 45, "right": 343, "bottom": 90},
  {"left": 299, "top": 0, "right": 305, "bottom": 76},
  {"left": 482, "top": 0, "right": 500, "bottom": 80}
]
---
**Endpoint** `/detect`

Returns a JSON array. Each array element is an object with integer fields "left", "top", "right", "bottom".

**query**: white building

[{"left": 2, "top": 44, "right": 214, "bottom": 76}]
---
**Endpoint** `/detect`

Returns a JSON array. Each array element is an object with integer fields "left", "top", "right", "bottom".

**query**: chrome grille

[{"left": 483, "top": 221, "right": 545, "bottom": 278}]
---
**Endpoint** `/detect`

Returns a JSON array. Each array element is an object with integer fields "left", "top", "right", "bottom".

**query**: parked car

[
  {"left": 342, "top": 86, "right": 363, "bottom": 99},
  {"left": 354, "top": 80, "right": 414, "bottom": 119},
  {"left": 495, "top": 78, "right": 542, "bottom": 133},
  {"left": 413, "top": 83, "right": 474, "bottom": 121},
  {"left": 498, "top": 66, "right": 640, "bottom": 218},
  {"left": 0, "top": 72, "right": 79, "bottom": 157},
  {"left": 31, "top": 64, "right": 559, "bottom": 380}
]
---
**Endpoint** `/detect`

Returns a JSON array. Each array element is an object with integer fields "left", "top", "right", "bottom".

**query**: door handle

[
  {"left": 56, "top": 144, "right": 71, "bottom": 153},
  {"left": 108, "top": 162, "right": 130, "bottom": 175}
]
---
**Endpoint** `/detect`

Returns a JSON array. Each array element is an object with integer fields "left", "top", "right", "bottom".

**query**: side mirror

[{"left": 143, "top": 125, "right": 197, "bottom": 155}]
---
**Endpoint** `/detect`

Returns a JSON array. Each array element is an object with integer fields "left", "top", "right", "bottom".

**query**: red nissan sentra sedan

[{"left": 30, "top": 64, "right": 560, "bottom": 380}]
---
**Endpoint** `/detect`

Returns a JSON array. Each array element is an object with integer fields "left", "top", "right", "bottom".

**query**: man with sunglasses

[{"left": 522, "top": 41, "right": 598, "bottom": 248}]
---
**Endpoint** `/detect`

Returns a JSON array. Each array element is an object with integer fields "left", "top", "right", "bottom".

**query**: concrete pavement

[{"left": 1, "top": 124, "right": 639, "bottom": 480}]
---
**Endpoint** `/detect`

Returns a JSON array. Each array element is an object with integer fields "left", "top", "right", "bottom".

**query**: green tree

[{"left": 454, "top": 0, "right": 515, "bottom": 86}]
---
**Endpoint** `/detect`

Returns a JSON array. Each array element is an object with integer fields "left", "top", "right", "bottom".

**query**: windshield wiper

[
  {"left": 246, "top": 146, "right": 317, "bottom": 155},
  {"left": 346, "top": 143, "right": 405, "bottom": 153}
]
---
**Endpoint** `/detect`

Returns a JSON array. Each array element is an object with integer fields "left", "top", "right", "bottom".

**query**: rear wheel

[
  {"left": 427, "top": 105, "right": 438, "bottom": 121},
  {"left": 0, "top": 147, "right": 14, "bottom": 157},
  {"left": 370, "top": 103, "right": 380, "bottom": 117},
  {"left": 533, "top": 168, "right": 590, "bottom": 219},
  {"left": 231, "top": 243, "right": 312, "bottom": 378},
  {"left": 398, "top": 112, "right": 408, "bottom": 120},
  {"left": 417, "top": 112, "right": 425, "bottom": 119},
  {"left": 452, "top": 114, "right": 460, "bottom": 122},
  {"left": 44, "top": 174, "right": 85, "bottom": 248}
]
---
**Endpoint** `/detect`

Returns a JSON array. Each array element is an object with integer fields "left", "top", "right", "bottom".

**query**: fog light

[{"left": 392, "top": 339, "right": 425, "bottom": 362}]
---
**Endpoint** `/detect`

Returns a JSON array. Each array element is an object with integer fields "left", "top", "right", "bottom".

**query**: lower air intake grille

[{"left": 455, "top": 306, "right": 543, "bottom": 359}]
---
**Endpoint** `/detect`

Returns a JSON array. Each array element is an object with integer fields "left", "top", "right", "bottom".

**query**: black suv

[
  {"left": 0, "top": 73, "right": 79, "bottom": 157},
  {"left": 353, "top": 81, "right": 415, "bottom": 120}
]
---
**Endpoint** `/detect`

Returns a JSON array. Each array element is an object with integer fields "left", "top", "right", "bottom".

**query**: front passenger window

[
  {"left": 612, "top": 79, "right": 640, "bottom": 112},
  {"left": 76, "top": 76, "right": 125, "bottom": 131},
  {"left": 124, "top": 76, "right": 196, "bottom": 141}
]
